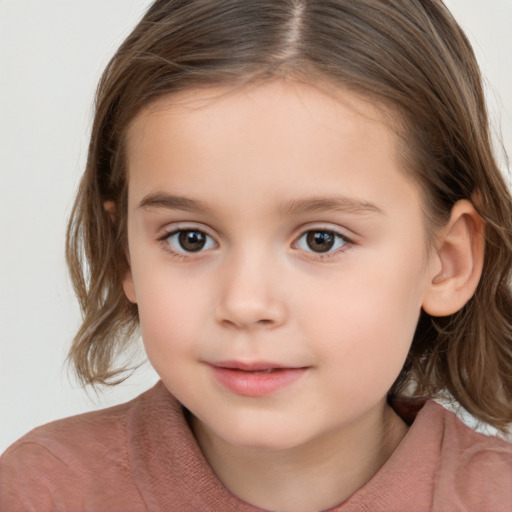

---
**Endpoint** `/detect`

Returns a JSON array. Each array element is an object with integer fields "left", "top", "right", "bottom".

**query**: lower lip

[{"left": 210, "top": 366, "right": 308, "bottom": 397}]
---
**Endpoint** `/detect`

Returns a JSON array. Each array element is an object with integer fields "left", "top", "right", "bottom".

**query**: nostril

[
  {"left": 219, "top": 317, "right": 275, "bottom": 330},
  {"left": 215, "top": 293, "right": 287, "bottom": 329}
]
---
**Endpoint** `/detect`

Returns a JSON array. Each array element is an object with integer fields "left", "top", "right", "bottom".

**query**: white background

[{"left": 1, "top": 0, "right": 511, "bottom": 453}]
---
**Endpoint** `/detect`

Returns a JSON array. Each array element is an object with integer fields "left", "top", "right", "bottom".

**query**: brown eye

[
  {"left": 165, "top": 229, "right": 216, "bottom": 254},
  {"left": 295, "top": 229, "right": 349, "bottom": 255},
  {"left": 178, "top": 231, "right": 207, "bottom": 252},
  {"left": 306, "top": 231, "right": 336, "bottom": 253}
]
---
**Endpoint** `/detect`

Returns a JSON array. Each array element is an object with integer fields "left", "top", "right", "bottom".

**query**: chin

[{"left": 214, "top": 421, "right": 313, "bottom": 452}]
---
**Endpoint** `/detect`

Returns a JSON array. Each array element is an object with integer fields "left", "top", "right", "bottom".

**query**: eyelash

[
  {"left": 294, "top": 230, "right": 351, "bottom": 261},
  {"left": 157, "top": 227, "right": 353, "bottom": 261},
  {"left": 157, "top": 229, "right": 216, "bottom": 261}
]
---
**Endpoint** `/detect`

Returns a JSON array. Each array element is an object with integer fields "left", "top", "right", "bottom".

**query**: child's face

[{"left": 123, "top": 80, "right": 436, "bottom": 450}]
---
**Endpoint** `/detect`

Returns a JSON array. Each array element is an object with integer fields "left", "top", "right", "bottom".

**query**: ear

[
  {"left": 104, "top": 200, "right": 117, "bottom": 223},
  {"left": 422, "top": 199, "right": 485, "bottom": 317},
  {"left": 122, "top": 269, "right": 137, "bottom": 304},
  {"left": 104, "top": 200, "right": 137, "bottom": 304}
]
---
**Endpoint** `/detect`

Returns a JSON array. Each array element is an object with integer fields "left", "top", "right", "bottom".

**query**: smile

[{"left": 209, "top": 361, "right": 309, "bottom": 397}]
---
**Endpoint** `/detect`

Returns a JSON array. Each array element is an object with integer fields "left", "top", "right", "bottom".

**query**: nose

[{"left": 214, "top": 249, "right": 287, "bottom": 330}]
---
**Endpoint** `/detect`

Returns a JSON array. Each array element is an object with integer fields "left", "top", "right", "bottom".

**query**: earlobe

[
  {"left": 104, "top": 200, "right": 117, "bottom": 223},
  {"left": 123, "top": 270, "right": 137, "bottom": 304},
  {"left": 422, "top": 200, "right": 485, "bottom": 317}
]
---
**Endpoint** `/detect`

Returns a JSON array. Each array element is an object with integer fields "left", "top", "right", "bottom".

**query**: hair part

[{"left": 66, "top": 0, "right": 512, "bottom": 431}]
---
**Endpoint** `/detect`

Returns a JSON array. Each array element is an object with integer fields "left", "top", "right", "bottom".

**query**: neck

[{"left": 192, "top": 401, "right": 408, "bottom": 512}]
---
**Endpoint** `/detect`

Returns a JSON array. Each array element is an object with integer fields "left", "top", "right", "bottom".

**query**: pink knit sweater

[{"left": 1, "top": 381, "right": 511, "bottom": 511}]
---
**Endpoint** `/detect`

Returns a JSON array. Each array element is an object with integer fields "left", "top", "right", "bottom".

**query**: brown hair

[{"left": 66, "top": 0, "right": 512, "bottom": 431}]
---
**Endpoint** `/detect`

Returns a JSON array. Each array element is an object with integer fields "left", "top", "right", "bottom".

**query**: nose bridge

[{"left": 215, "top": 242, "right": 286, "bottom": 329}]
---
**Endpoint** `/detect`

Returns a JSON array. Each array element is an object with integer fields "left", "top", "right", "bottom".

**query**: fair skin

[{"left": 117, "top": 80, "right": 484, "bottom": 512}]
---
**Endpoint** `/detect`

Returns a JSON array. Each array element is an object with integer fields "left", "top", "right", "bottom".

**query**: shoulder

[
  {"left": 425, "top": 401, "right": 512, "bottom": 510},
  {"left": 3, "top": 393, "right": 133, "bottom": 468},
  {"left": 0, "top": 382, "right": 165, "bottom": 511}
]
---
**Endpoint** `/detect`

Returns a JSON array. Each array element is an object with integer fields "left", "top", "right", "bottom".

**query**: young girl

[{"left": 2, "top": 0, "right": 512, "bottom": 510}]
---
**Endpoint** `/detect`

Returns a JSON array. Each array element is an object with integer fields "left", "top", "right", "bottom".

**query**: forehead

[
  {"left": 127, "top": 80, "right": 395, "bottom": 150},
  {"left": 124, "top": 80, "right": 421, "bottom": 219}
]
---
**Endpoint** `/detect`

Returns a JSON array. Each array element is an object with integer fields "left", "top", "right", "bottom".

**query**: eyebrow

[
  {"left": 279, "top": 197, "right": 384, "bottom": 216},
  {"left": 138, "top": 192, "right": 384, "bottom": 216},
  {"left": 138, "top": 193, "right": 211, "bottom": 213}
]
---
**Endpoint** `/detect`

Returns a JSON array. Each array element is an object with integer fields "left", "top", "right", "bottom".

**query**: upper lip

[{"left": 210, "top": 360, "right": 306, "bottom": 371}]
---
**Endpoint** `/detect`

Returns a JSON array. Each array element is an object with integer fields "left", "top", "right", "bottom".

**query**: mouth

[
  {"left": 208, "top": 361, "right": 309, "bottom": 397},
  {"left": 212, "top": 360, "right": 300, "bottom": 370}
]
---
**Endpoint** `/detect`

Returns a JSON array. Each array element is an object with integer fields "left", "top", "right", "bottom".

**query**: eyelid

[
  {"left": 157, "top": 223, "right": 219, "bottom": 257},
  {"left": 155, "top": 222, "right": 355, "bottom": 261},
  {"left": 169, "top": 230, "right": 217, "bottom": 253},
  {"left": 292, "top": 225, "right": 355, "bottom": 260},
  {"left": 157, "top": 221, "right": 217, "bottom": 240},
  {"left": 293, "top": 223, "right": 355, "bottom": 242}
]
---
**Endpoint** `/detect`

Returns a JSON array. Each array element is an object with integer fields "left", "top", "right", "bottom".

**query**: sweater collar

[{"left": 127, "top": 381, "right": 440, "bottom": 511}]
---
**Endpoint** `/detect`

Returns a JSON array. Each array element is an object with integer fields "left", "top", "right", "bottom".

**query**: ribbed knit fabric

[{"left": 1, "top": 381, "right": 511, "bottom": 511}]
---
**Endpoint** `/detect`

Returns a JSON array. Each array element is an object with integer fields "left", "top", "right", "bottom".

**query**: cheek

[
  {"left": 136, "top": 288, "right": 203, "bottom": 396},
  {"left": 302, "top": 250, "right": 426, "bottom": 393},
  {"left": 310, "top": 299, "right": 417, "bottom": 408},
  {"left": 131, "top": 261, "right": 208, "bottom": 358}
]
